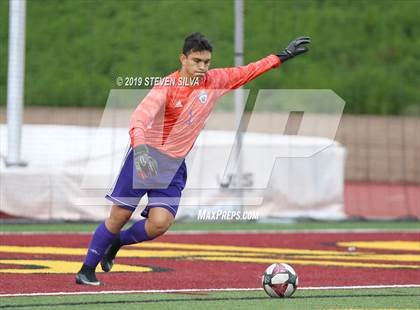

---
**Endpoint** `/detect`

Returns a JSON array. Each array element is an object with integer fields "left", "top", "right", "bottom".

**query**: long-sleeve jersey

[{"left": 129, "top": 54, "right": 281, "bottom": 158}]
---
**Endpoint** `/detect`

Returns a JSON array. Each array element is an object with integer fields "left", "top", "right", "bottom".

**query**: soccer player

[{"left": 76, "top": 32, "right": 310, "bottom": 285}]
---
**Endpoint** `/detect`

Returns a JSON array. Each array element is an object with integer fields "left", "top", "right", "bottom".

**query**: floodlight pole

[
  {"left": 234, "top": 0, "right": 244, "bottom": 209},
  {"left": 6, "top": 0, "right": 27, "bottom": 167}
]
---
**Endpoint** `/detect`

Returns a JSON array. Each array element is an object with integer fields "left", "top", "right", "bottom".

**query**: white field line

[
  {"left": 1, "top": 229, "right": 419, "bottom": 235},
  {"left": 1, "top": 284, "right": 420, "bottom": 298}
]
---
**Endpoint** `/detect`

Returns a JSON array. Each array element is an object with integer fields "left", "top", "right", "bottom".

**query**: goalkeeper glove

[
  {"left": 277, "top": 36, "right": 311, "bottom": 63},
  {"left": 134, "top": 145, "right": 158, "bottom": 179}
]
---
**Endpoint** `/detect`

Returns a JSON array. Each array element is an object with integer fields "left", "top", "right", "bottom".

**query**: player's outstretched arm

[
  {"left": 134, "top": 145, "right": 158, "bottom": 179},
  {"left": 209, "top": 36, "right": 310, "bottom": 91},
  {"left": 277, "top": 36, "right": 311, "bottom": 63}
]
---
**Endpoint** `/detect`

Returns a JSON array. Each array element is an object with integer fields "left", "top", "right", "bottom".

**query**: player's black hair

[{"left": 182, "top": 32, "right": 213, "bottom": 56}]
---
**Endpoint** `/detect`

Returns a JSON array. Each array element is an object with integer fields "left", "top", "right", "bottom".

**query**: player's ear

[{"left": 179, "top": 54, "right": 187, "bottom": 66}]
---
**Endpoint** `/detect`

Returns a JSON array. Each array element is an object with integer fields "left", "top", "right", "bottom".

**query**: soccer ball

[{"left": 261, "top": 263, "right": 298, "bottom": 298}]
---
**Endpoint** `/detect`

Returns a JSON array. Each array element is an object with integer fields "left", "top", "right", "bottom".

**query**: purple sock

[
  {"left": 120, "top": 219, "right": 152, "bottom": 246},
  {"left": 83, "top": 222, "right": 116, "bottom": 268}
]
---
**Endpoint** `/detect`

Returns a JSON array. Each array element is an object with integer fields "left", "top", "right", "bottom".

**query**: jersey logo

[
  {"left": 175, "top": 100, "right": 183, "bottom": 108},
  {"left": 198, "top": 90, "right": 208, "bottom": 104}
]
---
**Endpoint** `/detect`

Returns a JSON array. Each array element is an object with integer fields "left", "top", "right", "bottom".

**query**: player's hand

[
  {"left": 134, "top": 145, "right": 158, "bottom": 179},
  {"left": 277, "top": 36, "right": 311, "bottom": 63}
]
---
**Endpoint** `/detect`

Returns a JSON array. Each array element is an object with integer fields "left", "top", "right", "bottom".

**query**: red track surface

[
  {"left": 0, "top": 232, "right": 419, "bottom": 295},
  {"left": 345, "top": 182, "right": 420, "bottom": 219}
]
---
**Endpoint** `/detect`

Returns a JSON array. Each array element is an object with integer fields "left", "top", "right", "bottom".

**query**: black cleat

[
  {"left": 75, "top": 265, "right": 103, "bottom": 286},
  {"left": 101, "top": 236, "right": 122, "bottom": 272}
]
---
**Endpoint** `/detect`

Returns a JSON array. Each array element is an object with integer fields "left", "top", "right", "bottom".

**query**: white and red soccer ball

[{"left": 262, "top": 263, "right": 299, "bottom": 298}]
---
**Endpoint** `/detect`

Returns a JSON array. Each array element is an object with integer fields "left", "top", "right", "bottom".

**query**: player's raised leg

[
  {"left": 101, "top": 206, "right": 174, "bottom": 272},
  {"left": 75, "top": 205, "right": 132, "bottom": 286}
]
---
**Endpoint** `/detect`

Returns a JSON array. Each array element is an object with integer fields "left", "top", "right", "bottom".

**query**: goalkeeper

[{"left": 76, "top": 32, "right": 310, "bottom": 285}]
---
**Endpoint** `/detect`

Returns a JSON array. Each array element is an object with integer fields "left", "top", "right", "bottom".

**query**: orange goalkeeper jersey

[{"left": 129, "top": 54, "right": 281, "bottom": 158}]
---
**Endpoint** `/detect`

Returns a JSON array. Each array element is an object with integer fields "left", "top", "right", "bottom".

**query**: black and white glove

[
  {"left": 277, "top": 36, "right": 311, "bottom": 63},
  {"left": 134, "top": 145, "right": 158, "bottom": 179}
]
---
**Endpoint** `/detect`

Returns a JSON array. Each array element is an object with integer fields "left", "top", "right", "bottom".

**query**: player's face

[{"left": 180, "top": 50, "right": 212, "bottom": 79}]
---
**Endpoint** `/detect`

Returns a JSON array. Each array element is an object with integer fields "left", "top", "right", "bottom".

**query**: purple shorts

[{"left": 106, "top": 147, "right": 187, "bottom": 218}]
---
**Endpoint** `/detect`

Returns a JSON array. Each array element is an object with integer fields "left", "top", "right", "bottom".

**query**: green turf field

[
  {"left": 1, "top": 220, "right": 419, "bottom": 233},
  {"left": 1, "top": 288, "right": 419, "bottom": 309}
]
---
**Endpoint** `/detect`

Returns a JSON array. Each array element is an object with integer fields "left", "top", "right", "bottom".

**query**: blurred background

[{"left": 0, "top": 0, "right": 419, "bottom": 222}]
